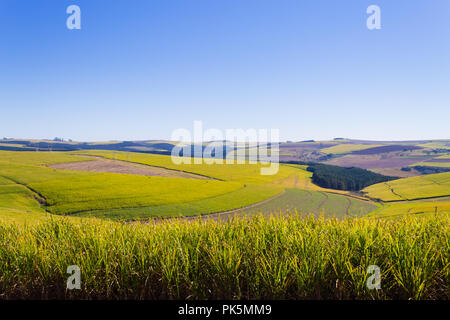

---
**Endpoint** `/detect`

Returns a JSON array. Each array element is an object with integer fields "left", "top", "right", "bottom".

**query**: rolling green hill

[{"left": 363, "top": 172, "right": 450, "bottom": 201}]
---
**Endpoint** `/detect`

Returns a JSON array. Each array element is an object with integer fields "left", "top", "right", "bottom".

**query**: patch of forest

[
  {"left": 410, "top": 166, "right": 450, "bottom": 174},
  {"left": 283, "top": 161, "right": 396, "bottom": 191}
]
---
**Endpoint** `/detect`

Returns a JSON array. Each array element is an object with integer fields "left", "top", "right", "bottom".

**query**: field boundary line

[
  {"left": 62, "top": 184, "right": 280, "bottom": 217},
  {"left": 286, "top": 189, "right": 313, "bottom": 212},
  {"left": 315, "top": 192, "right": 328, "bottom": 212},
  {"left": 0, "top": 174, "right": 48, "bottom": 208},
  {"left": 382, "top": 194, "right": 450, "bottom": 203},
  {"left": 384, "top": 182, "right": 405, "bottom": 201},
  {"left": 74, "top": 154, "right": 222, "bottom": 181},
  {"left": 344, "top": 197, "right": 351, "bottom": 216},
  {"left": 325, "top": 190, "right": 373, "bottom": 202},
  {"left": 148, "top": 189, "right": 288, "bottom": 222},
  {"left": 60, "top": 185, "right": 250, "bottom": 216}
]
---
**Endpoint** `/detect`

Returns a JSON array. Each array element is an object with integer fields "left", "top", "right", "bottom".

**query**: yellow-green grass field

[
  {"left": 369, "top": 198, "right": 450, "bottom": 219},
  {"left": 0, "top": 172, "right": 66, "bottom": 225},
  {"left": 0, "top": 214, "right": 447, "bottom": 299},
  {"left": 0, "top": 185, "right": 47, "bottom": 224},
  {"left": 418, "top": 142, "right": 450, "bottom": 150},
  {"left": 363, "top": 172, "right": 450, "bottom": 201},
  {"left": 0, "top": 151, "right": 448, "bottom": 301},
  {"left": 72, "top": 184, "right": 283, "bottom": 220},
  {"left": 0, "top": 151, "right": 315, "bottom": 220},
  {"left": 0, "top": 151, "right": 91, "bottom": 166},
  {"left": 30, "top": 174, "right": 243, "bottom": 215},
  {"left": 320, "top": 144, "right": 381, "bottom": 155},
  {"left": 66, "top": 162, "right": 373, "bottom": 220},
  {"left": 0, "top": 143, "right": 31, "bottom": 148},
  {"left": 239, "top": 188, "right": 378, "bottom": 218},
  {"left": 75, "top": 150, "right": 295, "bottom": 183},
  {"left": 2, "top": 150, "right": 448, "bottom": 223}
]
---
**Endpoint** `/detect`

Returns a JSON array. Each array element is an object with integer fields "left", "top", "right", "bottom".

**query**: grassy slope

[
  {"left": 6, "top": 150, "right": 448, "bottom": 221},
  {"left": 417, "top": 142, "right": 450, "bottom": 150},
  {"left": 362, "top": 172, "right": 450, "bottom": 201},
  {"left": 30, "top": 174, "right": 242, "bottom": 215},
  {"left": 0, "top": 184, "right": 47, "bottom": 224},
  {"left": 0, "top": 151, "right": 90, "bottom": 166},
  {"left": 69, "top": 153, "right": 375, "bottom": 219},
  {"left": 369, "top": 199, "right": 450, "bottom": 219},
  {"left": 320, "top": 144, "right": 381, "bottom": 154},
  {"left": 75, "top": 150, "right": 292, "bottom": 183},
  {"left": 410, "top": 162, "right": 450, "bottom": 168},
  {"left": 0, "top": 151, "right": 307, "bottom": 219},
  {"left": 72, "top": 184, "right": 283, "bottom": 219},
  {"left": 240, "top": 189, "right": 377, "bottom": 218}
]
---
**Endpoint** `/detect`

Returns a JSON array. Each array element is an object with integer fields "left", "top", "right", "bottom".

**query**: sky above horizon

[{"left": 1, "top": 0, "right": 449, "bottom": 142}]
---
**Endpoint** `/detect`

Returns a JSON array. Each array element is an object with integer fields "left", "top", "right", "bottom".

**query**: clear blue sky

[{"left": 1, "top": 0, "right": 449, "bottom": 142}]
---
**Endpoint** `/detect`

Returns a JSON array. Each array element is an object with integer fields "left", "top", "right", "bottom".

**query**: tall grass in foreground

[{"left": 0, "top": 214, "right": 448, "bottom": 300}]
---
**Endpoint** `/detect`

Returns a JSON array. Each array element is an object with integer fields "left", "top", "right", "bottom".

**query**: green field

[
  {"left": 0, "top": 151, "right": 89, "bottom": 166},
  {"left": 76, "top": 150, "right": 295, "bottom": 183},
  {"left": 411, "top": 162, "right": 450, "bottom": 168},
  {"left": 0, "top": 184, "right": 47, "bottom": 224},
  {"left": 0, "top": 214, "right": 447, "bottom": 299},
  {"left": 30, "top": 174, "right": 243, "bottom": 215},
  {"left": 71, "top": 184, "right": 283, "bottom": 220},
  {"left": 0, "top": 151, "right": 319, "bottom": 220},
  {"left": 0, "top": 150, "right": 449, "bottom": 301},
  {"left": 1, "top": 150, "right": 449, "bottom": 223},
  {"left": 363, "top": 172, "right": 450, "bottom": 201},
  {"left": 369, "top": 198, "right": 450, "bottom": 219},
  {"left": 240, "top": 189, "right": 377, "bottom": 218},
  {"left": 320, "top": 144, "right": 381, "bottom": 155},
  {"left": 417, "top": 142, "right": 450, "bottom": 150}
]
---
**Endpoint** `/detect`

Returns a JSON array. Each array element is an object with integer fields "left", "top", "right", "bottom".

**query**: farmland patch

[
  {"left": 363, "top": 172, "right": 450, "bottom": 201},
  {"left": 48, "top": 159, "right": 211, "bottom": 179},
  {"left": 351, "top": 145, "right": 423, "bottom": 155},
  {"left": 238, "top": 189, "right": 377, "bottom": 218},
  {"left": 323, "top": 154, "right": 433, "bottom": 169},
  {"left": 321, "top": 144, "right": 381, "bottom": 155}
]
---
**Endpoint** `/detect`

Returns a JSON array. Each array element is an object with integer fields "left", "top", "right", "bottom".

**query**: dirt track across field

[{"left": 47, "top": 158, "right": 212, "bottom": 180}]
